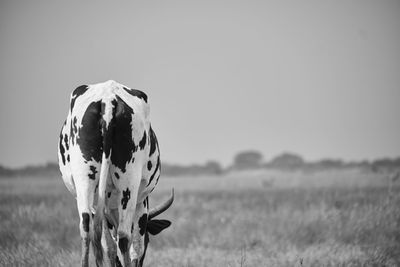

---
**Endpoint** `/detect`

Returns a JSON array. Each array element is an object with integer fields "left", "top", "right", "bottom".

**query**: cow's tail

[{"left": 93, "top": 99, "right": 115, "bottom": 265}]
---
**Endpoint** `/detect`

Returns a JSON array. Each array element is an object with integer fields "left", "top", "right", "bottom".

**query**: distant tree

[
  {"left": 0, "top": 165, "right": 14, "bottom": 177},
  {"left": 314, "top": 159, "right": 344, "bottom": 170},
  {"left": 269, "top": 152, "right": 304, "bottom": 170},
  {"left": 373, "top": 158, "right": 393, "bottom": 167},
  {"left": 232, "top": 150, "right": 263, "bottom": 170},
  {"left": 204, "top": 160, "right": 223, "bottom": 175},
  {"left": 372, "top": 158, "right": 400, "bottom": 172}
]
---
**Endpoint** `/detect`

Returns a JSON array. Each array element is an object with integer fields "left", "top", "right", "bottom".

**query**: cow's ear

[{"left": 147, "top": 219, "right": 171, "bottom": 235}]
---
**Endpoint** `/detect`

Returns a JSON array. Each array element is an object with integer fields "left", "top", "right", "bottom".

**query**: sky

[{"left": 0, "top": 0, "right": 399, "bottom": 168}]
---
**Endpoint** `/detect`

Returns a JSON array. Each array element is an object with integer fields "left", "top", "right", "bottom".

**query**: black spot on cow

[
  {"left": 123, "top": 87, "right": 148, "bottom": 103},
  {"left": 107, "top": 219, "right": 113, "bottom": 229},
  {"left": 138, "top": 214, "right": 148, "bottom": 236},
  {"left": 118, "top": 236, "right": 129, "bottom": 253},
  {"left": 110, "top": 96, "right": 136, "bottom": 173},
  {"left": 70, "top": 85, "right": 88, "bottom": 112},
  {"left": 63, "top": 134, "right": 69, "bottom": 150},
  {"left": 155, "top": 174, "right": 161, "bottom": 186},
  {"left": 121, "top": 187, "right": 131, "bottom": 209},
  {"left": 148, "top": 126, "right": 158, "bottom": 157},
  {"left": 76, "top": 101, "right": 103, "bottom": 162},
  {"left": 73, "top": 117, "right": 78, "bottom": 132},
  {"left": 70, "top": 126, "right": 74, "bottom": 145},
  {"left": 116, "top": 256, "right": 122, "bottom": 267},
  {"left": 107, "top": 192, "right": 112, "bottom": 198},
  {"left": 88, "top": 165, "right": 97, "bottom": 180},
  {"left": 67, "top": 155, "right": 70, "bottom": 162},
  {"left": 82, "top": 212, "right": 90, "bottom": 232},
  {"left": 147, "top": 161, "right": 152, "bottom": 171},
  {"left": 114, "top": 172, "right": 120, "bottom": 179},
  {"left": 139, "top": 131, "right": 147, "bottom": 150},
  {"left": 144, "top": 197, "right": 149, "bottom": 208},
  {"left": 59, "top": 132, "right": 66, "bottom": 165},
  {"left": 147, "top": 156, "right": 160, "bottom": 186},
  {"left": 70, "top": 116, "right": 78, "bottom": 145},
  {"left": 139, "top": 247, "right": 147, "bottom": 267}
]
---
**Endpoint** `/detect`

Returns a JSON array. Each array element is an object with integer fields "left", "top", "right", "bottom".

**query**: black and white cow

[{"left": 58, "top": 80, "right": 173, "bottom": 267}]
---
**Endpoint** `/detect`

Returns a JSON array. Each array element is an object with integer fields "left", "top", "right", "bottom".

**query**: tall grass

[{"left": 0, "top": 171, "right": 399, "bottom": 266}]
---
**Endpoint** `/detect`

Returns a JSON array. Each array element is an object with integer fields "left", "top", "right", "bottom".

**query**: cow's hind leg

[
  {"left": 130, "top": 200, "right": 148, "bottom": 266},
  {"left": 73, "top": 166, "right": 99, "bottom": 267},
  {"left": 102, "top": 215, "right": 117, "bottom": 267},
  {"left": 76, "top": 190, "right": 92, "bottom": 267},
  {"left": 116, "top": 164, "right": 143, "bottom": 267}
]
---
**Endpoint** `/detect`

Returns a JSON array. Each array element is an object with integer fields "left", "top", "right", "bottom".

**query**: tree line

[
  {"left": 2, "top": 151, "right": 398, "bottom": 178},
  {"left": 163, "top": 151, "right": 400, "bottom": 176}
]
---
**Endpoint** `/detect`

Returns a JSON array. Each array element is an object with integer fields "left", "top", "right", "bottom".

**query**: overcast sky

[{"left": 0, "top": 0, "right": 399, "bottom": 168}]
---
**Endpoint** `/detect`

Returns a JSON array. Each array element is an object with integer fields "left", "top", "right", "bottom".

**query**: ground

[{"left": 0, "top": 169, "right": 399, "bottom": 266}]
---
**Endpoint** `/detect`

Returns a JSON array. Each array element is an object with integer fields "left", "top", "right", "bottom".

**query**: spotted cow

[{"left": 58, "top": 80, "right": 173, "bottom": 267}]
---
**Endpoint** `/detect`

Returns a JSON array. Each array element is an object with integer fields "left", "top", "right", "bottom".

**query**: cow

[{"left": 58, "top": 80, "right": 173, "bottom": 267}]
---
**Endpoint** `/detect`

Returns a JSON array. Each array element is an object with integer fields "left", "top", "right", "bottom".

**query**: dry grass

[{"left": 0, "top": 170, "right": 399, "bottom": 266}]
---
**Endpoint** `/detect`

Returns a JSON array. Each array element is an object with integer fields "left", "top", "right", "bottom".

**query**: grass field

[{"left": 1, "top": 170, "right": 399, "bottom": 266}]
